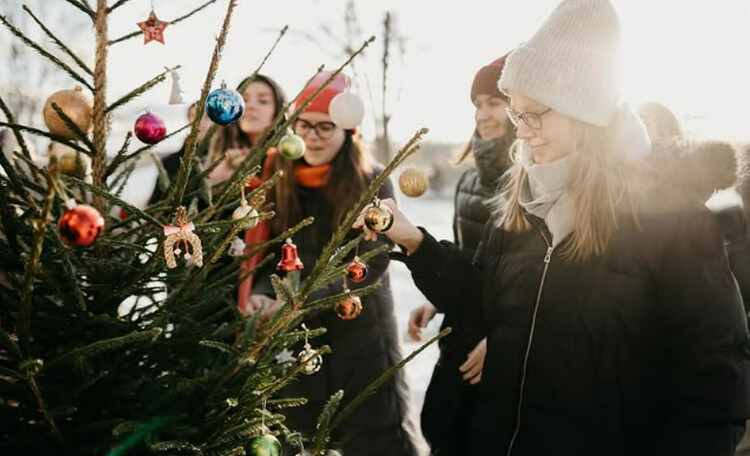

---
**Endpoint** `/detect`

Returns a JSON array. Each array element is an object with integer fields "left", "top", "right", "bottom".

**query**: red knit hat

[
  {"left": 296, "top": 71, "right": 352, "bottom": 114},
  {"left": 470, "top": 54, "right": 509, "bottom": 101}
]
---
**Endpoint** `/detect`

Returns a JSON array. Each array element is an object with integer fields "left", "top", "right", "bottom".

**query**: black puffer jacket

[
  {"left": 453, "top": 134, "right": 515, "bottom": 259},
  {"left": 399, "top": 142, "right": 750, "bottom": 456},
  {"left": 254, "top": 171, "right": 421, "bottom": 456}
]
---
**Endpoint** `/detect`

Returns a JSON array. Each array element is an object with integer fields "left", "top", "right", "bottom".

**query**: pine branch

[
  {"left": 310, "top": 390, "right": 344, "bottom": 451},
  {"left": 266, "top": 397, "right": 308, "bottom": 410},
  {"left": 91, "top": 0, "right": 110, "bottom": 214},
  {"left": 62, "top": 0, "right": 95, "bottom": 19},
  {"left": 27, "top": 372, "right": 63, "bottom": 445},
  {"left": 326, "top": 328, "right": 451, "bottom": 435},
  {"left": 199, "top": 340, "right": 241, "bottom": 357},
  {"left": 47, "top": 327, "right": 163, "bottom": 370},
  {"left": 111, "top": 161, "right": 136, "bottom": 198},
  {"left": 104, "top": 131, "right": 133, "bottom": 178},
  {"left": 50, "top": 229, "right": 87, "bottom": 311},
  {"left": 0, "top": 93, "right": 39, "bottom": 170},
  {"left": 62, "top": 176, "right": 164, "bottom": 228},
  {"left": 302, "top": 282, "right": 382, "bottom": 312},
  {"left": 49, "top": 101, "right": 96, "bottom": 150},
  {"left": 108, "top": 0, "right": 220, "bottom": 45},
  {"left": 168, "top": 0, "right": 238, "bottom": 209},
  {"left": 200, "top": 165, "right": 267, "bottom": 223},
  {"left": 206, "top": 211, "right": 269, "bottom": 265},
  {"left": 106, "top": 66, "right": 178, "bottom": 113},
  {"left": 150, "top": 151, "right": 170, "bottom": 194},
  {"left": 18, "top": 177, "right": 55, "bottom": 355},
  {"left": 0, "top": 96, "right": 42, "bottom": 212},
  {"left": 248, "top": 25, "right": 288, "bottom": 81},
  {"left": 0, "top": 185, "right": 21, "bottom": 257},
  {"left": 270, "top": 275, "right": 295, "bottom": 308},
  {"left": 0, "top": 121, "right": 92, "bottom": 156},
  {"left": 149, "top": 441, "right": 201, "bottom": 454},
  {"left": 22, "top": 5, "right": 93, "bottom": 76},
  {"left": 298, "top": 127, "right": 427, "bottom": 300},
  {"left": 0, "top": 14, "right": 93, "bottom": 91},
  {"left": 105, "top": 125, "right": 190, "bottom": 178},
  {"left": 107, "top": 0, "right": 133, "bottom": 14},
  {"left": 255, "top": 345, "right": 331, "bottom": 398}
]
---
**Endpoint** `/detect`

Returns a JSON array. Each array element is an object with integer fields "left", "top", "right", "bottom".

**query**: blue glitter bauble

[{"left": 205, "top": 85, "right": 244, "bottom": 125}]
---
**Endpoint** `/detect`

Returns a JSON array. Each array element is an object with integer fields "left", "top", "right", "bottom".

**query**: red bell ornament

[
  {"left": 59, "top": 204, "right": 104, "bottom": 247},
  {"left": 276, "top": 238, "right": 304, "bottom": 272},
  {"left": 335, "top": 295, "right": 363, "bottom": 320},
  {"left": 346, "top": 257, "right": 368, "bottom": 283}
]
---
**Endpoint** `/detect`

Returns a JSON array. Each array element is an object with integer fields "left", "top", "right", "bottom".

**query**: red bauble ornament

[
  {"left": 276, "top": 238, "right": 304, "bottom": 272},
  {"left": 134, "top": 112, "right": 167, "bottom": 144},
  {"left": 335, "top": 295, "right": 363, "bottom": 320},
  {"left": 59, "top": 204, "right": 104, "bottom": 247},
  {"left": 346, "top": 257, "right": 368, "bottom": 283}
]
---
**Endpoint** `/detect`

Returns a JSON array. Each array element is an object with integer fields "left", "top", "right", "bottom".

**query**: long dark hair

[
  {"left": 267, "top": 130, "right": 372, "bottom": 234},
  {"left": 207, "top": 74, "right": 288, "bottom": 163}
]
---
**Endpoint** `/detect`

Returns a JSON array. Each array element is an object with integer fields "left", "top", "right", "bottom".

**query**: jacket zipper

[{"left": 505, "top": 229, "right": 553, "bottom": 456}]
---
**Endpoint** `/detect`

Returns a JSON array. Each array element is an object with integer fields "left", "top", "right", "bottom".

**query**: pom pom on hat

[{"left": 295, "top": 71, "right": 352, "bottom": 114}]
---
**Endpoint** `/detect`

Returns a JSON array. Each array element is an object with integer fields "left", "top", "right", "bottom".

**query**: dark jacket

[
  {"left": 254, "top": 170, "right": 421, "bottom": 456},
  {"left": 399, "top": 142, "right": 750, "bottom": 456},
  {"left": 421, "top": 134, "right": 513, "bottom": 455}
]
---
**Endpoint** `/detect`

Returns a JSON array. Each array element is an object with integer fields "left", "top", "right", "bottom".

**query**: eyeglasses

[
  {"left": 293, "top": 118, "right": 337, "bottom": 139},
  {"left": 505, "top": 106, "right": 553, "bottom": 131}
]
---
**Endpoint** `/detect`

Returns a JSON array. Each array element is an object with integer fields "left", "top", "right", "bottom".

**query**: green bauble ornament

[
  {"left": 278, "top": 134, "right": 306, "bottom": 160},
  {"left": 247, "top": 434, "right": 282, "bottom": 456}
]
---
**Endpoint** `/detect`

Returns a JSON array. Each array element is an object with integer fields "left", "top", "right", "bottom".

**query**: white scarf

[{"left": 517, "top": 143, "right": 577, "bottom": 248}]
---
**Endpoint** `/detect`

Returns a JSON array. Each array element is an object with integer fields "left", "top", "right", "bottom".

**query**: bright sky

[{"left": 5, "top": 0, "right": 750, "bottom": 145}]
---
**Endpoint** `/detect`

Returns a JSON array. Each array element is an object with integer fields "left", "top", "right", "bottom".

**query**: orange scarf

[{"left": 294, "top": 162, "right": 331, "bottom": 188}]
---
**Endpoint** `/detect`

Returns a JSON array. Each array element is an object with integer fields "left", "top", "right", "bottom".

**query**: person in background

[
  {"left": 637, "top": 102, "right": 750, "bottom": 456},
  {"left": 637, "top": 101, "right": 683, "bottom": 144},
  {"left": 356, "top": 0, "right": 750, "bottom": 454},
  {"left": 249, "top": 71, "right": 424, "bottom": 455},
  {"left": 408, "top": 53, "right": 515, "bottom": 455},
  {"left": 148, "top": 102, "right": 211, "bottom": 204}
]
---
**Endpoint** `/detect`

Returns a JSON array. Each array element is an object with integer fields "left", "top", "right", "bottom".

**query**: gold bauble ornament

[
  {"left": 57, "top": 152, "right": 89, "bottom": 177},
  {"left": 398, "top": 167, "right": 429, "bottom": 197},
  {"left": 43, "top": 87, "right": 93, "bottom": 140},
  {"left": 363, "top": 198, "right": 394, "bottom": 233}
]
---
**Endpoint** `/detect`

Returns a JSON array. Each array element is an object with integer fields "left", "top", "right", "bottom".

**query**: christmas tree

[{"left": 0, "top": 1, "right": 445, "bottom": 454}]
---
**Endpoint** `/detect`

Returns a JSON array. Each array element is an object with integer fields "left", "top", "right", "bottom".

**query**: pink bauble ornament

[{"left": 134, "top": 112, "right": 167, "bottom": 144}]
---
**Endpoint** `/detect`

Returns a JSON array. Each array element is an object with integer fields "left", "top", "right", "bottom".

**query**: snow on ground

[{"left": 390, "top": 194, "right": 453, "bottom": 415}]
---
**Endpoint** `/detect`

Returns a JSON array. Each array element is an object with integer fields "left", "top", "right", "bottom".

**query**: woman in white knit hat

[{"left": 355, "top": 0, "right": 750, "bottom": 454}]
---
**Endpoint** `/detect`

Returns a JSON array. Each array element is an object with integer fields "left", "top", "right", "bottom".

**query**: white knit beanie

[{"left": 499, "top": 0, "right": 621, "bottom": 127}]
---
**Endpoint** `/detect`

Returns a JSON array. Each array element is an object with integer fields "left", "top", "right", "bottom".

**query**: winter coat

[
  {"left": 397, "top": 141, "right": 750, "bottom": 456},
  {"left": 253, "top": 170, "right": 422, "bottom": 456},
  {"left": 421, "top": 134, "right": 513, "bottom": 455}
]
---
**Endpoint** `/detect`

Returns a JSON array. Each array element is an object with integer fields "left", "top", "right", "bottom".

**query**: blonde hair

[{"left": 493, "top": 121, "right": 636, "bottom": 262}]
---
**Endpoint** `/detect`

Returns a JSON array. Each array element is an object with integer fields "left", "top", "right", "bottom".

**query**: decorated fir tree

[{"left": 0, "top": 1, "right": 445, "bottom": 455}]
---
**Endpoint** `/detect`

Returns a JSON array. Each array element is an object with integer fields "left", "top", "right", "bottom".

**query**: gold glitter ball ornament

[{"left": 398, "top": 167, "right": 428, "bottom": 197}]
